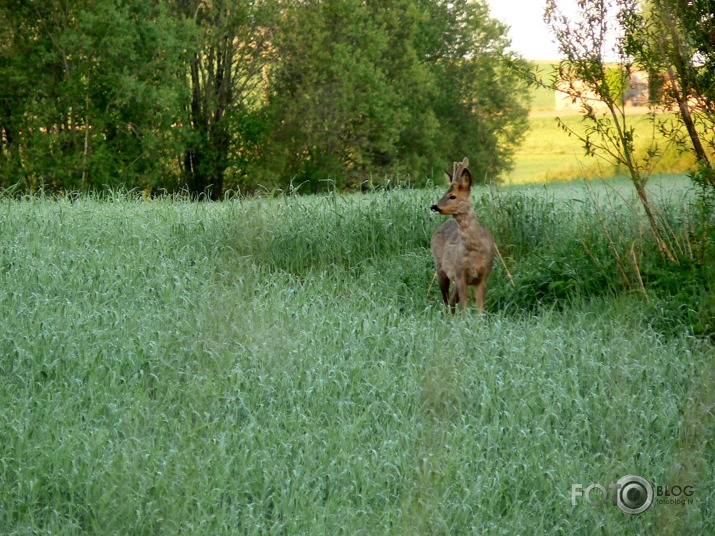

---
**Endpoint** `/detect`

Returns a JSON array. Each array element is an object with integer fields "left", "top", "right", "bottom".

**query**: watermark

[{"left": 571, "top": 475, "right": 694, "bottom": 515}]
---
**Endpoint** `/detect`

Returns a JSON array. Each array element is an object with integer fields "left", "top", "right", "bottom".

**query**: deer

[{"left": 430, "top": 157, "right": 495, "bottom": 313}]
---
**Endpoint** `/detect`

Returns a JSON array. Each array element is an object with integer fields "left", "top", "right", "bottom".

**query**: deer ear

[
  {"left": 460, "top": 167, "right": 473, "bottom": 188},
  {"left": 444, "top": 169, "right": 453, "bottom": 183}
]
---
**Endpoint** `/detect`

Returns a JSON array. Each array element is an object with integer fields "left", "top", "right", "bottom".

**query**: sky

[{"left": 487, "top": 0, "right": 572, "bottom": 60}]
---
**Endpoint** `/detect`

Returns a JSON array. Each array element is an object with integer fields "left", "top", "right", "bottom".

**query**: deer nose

[{"left": 430, "top": 204, "right": 441, "bottom": 213}]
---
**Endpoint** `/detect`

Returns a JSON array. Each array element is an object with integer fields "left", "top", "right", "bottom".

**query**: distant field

[
  {"left": 0, "top": 183, "right": 712, "bottom": 533},
  {"left": 528, "top": 60, "right": 559, "bottom": 111},
  {"left": 505, "top": 111, "right": 698, "bottom": 185},
  {"left": 509, "top": 61, "right": 703, "bottom": 185}
]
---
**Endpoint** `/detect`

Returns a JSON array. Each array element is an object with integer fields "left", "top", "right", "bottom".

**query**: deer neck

[{"left": 453, "top": 205, "right": 482, "bottom": 249}]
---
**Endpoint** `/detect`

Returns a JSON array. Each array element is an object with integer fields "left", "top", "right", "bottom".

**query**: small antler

[{"left": 452, "top": 157, "right": 470, "bottom": 185}]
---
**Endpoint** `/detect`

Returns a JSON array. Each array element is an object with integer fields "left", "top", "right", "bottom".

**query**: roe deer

[{"left": 430, "top": 157, "right": 495, "bottom": 313}]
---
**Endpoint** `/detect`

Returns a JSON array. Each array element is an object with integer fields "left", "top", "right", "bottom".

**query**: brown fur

[{"left": 430, "top": 157, "right": 496, "bottom": 312}]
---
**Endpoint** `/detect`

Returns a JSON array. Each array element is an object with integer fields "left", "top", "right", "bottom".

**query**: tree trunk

[
  {"left": 183, "top": 49, "right": 232, "bottom": 200},
  {"left": 658, "top": 0, "right": 715, "bottom": 189},
  {"left": 633, "top": 179, "right": 678, "bottom": 263}
]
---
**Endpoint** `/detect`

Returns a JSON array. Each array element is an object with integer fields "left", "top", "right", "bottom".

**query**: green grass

[{"left": 0, "top": 183, "right": 713, "bottom": 533}]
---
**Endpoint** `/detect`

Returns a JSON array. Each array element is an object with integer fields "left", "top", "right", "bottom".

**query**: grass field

[{"left": 0, "top": 180, "right": 712, "bottom": 533}]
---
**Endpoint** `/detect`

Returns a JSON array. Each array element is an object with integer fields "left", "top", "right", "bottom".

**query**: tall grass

[{"left": 0, "top": 182, "right": 712, "bottom": 533}]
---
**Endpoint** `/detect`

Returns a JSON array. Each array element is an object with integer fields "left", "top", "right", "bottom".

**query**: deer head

[{"left": 430, "top": 157, "right": 473, "bottom": 215}]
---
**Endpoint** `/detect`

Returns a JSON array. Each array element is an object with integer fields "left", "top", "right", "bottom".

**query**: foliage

[
  {"left": 621, "top": 0, "right": 715, "bottom": 190},
  {"left": 0, "top": 0, "right": 192, "bottom": 191},
  {"left": 172, "top": 0, "right": 277, "bottom": 199},
  {"left": 0, "top": 0, "right": 530, "bottom": 195},
  {"left": 255, "top": 0, "right": 529, "bottom": 192},
  {"left": 542, "top": 0, "right": 715, "bottom": 190}
]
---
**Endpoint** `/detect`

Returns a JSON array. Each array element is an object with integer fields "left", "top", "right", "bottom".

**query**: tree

[
  {"left": 172, "top": 0, "right": 276, "bottom": 199},
  {"left": 423, "top": 0, "right": 530, "bottom": 184},
  {"left": 259, "top": 0, "right": 434, "bottom": 191},
  {"left": 258, "top": 0, "right": 529, "bottom": 192},
  {"left": 0, "top": 0, "right": 191, "bottom": 191},
  {"left": 1, "top": 0, "right": 529, "bottom": 195},
  {"left": 545, "top": 0, "right": 678, "bottom": 262},
  {"left": 622, "top": 0, "right": 715, "bottom": 190}
]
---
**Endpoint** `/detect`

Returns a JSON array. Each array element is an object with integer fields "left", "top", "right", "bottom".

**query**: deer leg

[
  {"left": 448, "top": 286, "right": 459, "bottom": 314},
  {"left": 456, "top": 279, "right": 469, "bottom": 311},
  {"left": 437, "top": 272, "right": 450, "bottom": 306},
  {"left": 475, "top": 278, "right": 487, "bottom": 311}
]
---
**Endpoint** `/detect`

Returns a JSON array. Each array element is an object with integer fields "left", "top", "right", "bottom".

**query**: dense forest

[{"left": 0, "top": 0, "right": 530, "bottom": 197}]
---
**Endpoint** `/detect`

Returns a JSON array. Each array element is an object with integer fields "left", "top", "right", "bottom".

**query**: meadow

[
  {"left": 503, "top": 112, "right": 701, "bottom": 185},
  {"left": 0, "top": 178, "right": 712, "bottom": 534}
]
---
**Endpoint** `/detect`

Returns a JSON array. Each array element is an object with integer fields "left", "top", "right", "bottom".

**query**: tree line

[{"left": 0, "top": 0, "right": 531, "bottom": 198}]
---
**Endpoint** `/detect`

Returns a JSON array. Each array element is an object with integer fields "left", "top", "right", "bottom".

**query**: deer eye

[{"left": 449, "top": 195, "right": 457, "bottom": 200}]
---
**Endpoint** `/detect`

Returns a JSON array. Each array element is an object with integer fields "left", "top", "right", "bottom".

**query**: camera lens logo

[{"left": 616, "top": 475, "right": 654, "bottom": 515}]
